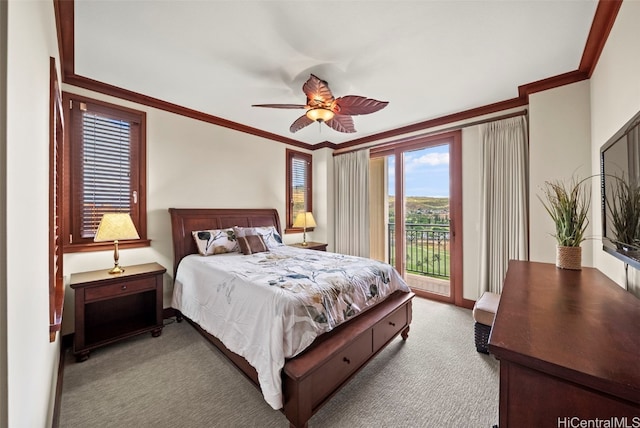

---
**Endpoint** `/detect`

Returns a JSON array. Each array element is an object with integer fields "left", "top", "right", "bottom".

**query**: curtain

[
  {"left": 334, "top": 149, "right": 370, "bottom": 257},
  {"left": 479, "top": 116, "right": 529, "bottom": 294}
]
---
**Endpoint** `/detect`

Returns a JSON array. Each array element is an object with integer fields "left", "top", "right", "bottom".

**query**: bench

[{"left": 472, "top": 291, "right": 500, "bottom": 354}]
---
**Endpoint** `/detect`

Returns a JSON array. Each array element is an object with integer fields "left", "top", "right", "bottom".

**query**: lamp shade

[
  {"left": 94, "top": 213, "right": 140, "bottom": 242},
  {"left": 293, "top": 212, "right": 317, "bottom": 229}
]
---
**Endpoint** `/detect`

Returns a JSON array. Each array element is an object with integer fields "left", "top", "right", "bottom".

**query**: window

[
  {"left": 62, "top": 93, "right": 148, "bottom": 252},
  {"left": 285, "top": 149, "right": 313, "bottom": 233}
]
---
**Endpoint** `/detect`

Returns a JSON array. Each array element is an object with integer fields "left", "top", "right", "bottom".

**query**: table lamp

[
  {"left": 292, "top": 212, "right": 316, "bottom": 246},
  {"left": 94, "top": 213, "right": 140, "bottom": 274}
]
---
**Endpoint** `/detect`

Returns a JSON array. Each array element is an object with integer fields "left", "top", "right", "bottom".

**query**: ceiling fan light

[{"left": 306, "top": 108, "right": 334, "bottom": 122}]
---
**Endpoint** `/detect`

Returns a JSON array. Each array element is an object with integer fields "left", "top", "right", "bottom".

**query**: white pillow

[
  {"left": 192, "top": 228, "right": 239, "bottom": 255},
  {"left": 233, "top": 226, "right": 284, "bottom": 249}
]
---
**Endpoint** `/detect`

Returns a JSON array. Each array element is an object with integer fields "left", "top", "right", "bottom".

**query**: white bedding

[{"left": 171, "top": 245, "right": 410, "bottom": 409}]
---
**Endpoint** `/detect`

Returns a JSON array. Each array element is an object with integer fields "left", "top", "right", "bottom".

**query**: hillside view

[{"left": 389, "top": 196, "right": 450, "bottom": 225}]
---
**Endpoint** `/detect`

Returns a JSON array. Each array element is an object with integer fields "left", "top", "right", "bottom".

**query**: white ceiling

[{"left": 74, "top": 0, "right": 598, "bottom": 146}]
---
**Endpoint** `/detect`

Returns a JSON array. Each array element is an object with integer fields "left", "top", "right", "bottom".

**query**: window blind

[
  {"left": 80, "top": 113, "right": 132, "bottom": 238},
  {"left": 286, "top": 149, "right": 313, "bottom": 230},
  {"left": 64, "top": 93, "right": 146, "bottom": 251},
  {"left": 291, "top": 156, "right": 308, "bottom": 220}
]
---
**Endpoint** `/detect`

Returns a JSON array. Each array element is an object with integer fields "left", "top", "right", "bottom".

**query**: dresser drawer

[
  {"left": 373, "top": 305, "right": 407, "bottom": 350},
  {"left": 309, "top": 331, "right": 372, "bottom": 408},
  {"left": 85, "top": 277, "right": 156, "bottom": 302}
]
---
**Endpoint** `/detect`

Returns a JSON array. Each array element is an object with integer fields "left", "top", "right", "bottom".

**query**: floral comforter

[{"left": 171, "top": 245, "right": 410, "bottom": 410}]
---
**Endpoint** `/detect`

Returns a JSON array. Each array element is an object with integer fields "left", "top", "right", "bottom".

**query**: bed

[{"left": 169, "top": 208, "right": 414, "bottom": 428}]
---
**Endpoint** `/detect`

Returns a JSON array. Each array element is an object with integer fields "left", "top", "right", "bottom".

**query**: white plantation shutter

[{"left": 49, "top": 58, "right": 64, "bottom": 341}]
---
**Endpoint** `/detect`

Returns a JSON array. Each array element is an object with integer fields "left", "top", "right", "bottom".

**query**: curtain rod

[{"left": 333, "top": 108, "right": 528, "bottom": 157}]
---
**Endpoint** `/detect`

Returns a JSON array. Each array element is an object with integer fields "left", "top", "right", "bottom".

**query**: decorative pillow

[
  {"left": 191, "top": 228, "right": 238, "bottom": 256},
  {"left": 233, "top": 226, "right": 284, "bottom": 249},
  {"left": 237, "top": 234, "right": 269, "bottom": 255}
]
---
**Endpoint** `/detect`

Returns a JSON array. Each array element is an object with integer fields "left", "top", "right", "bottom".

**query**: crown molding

[
  {"left": 54, "top": 0, "right": 620, "bottom": 151},
  {"left": 64, "top": 73, "right": 312, "bottom": 150},
  {"left": 517, "top": 70, "right": 590, "bottom": 98},
  {"left": 579, "top": 0, "right": 622, "bottom": 77}
]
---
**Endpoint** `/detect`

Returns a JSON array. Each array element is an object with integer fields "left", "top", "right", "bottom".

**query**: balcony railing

[{"left": 388, "top": 223, "right": 450, "bottom": 279}]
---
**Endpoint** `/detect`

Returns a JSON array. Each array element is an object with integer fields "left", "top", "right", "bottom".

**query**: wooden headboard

[{"left": 168, "top": 208, "right": 281, "bottom": 277}]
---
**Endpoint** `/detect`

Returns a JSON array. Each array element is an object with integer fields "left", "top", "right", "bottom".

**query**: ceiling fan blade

[
  {"left": 252, "top": 104, "right": 307, "bottom": 109},
  {"left": 334, "top": 96, "right": 389, "bottom": 115},
  {"left": 289, "top": 115, "right": 315, "bottom": 133},
  {"left": 303, "top": 74, "right": 335, "bottom": 107},
  {"left": 325, "top": 115, "right": 356, "bottom": 133}
]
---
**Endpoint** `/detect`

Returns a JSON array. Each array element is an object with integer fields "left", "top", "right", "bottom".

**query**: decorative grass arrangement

[
  {"left": 605, "top": 175, "right": 640, "bottom": 252},
  {"left": 539, "top": 177, "right": 591, "bottom": 247}
]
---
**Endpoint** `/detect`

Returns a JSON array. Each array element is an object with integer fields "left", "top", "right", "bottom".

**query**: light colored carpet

[{"left": 59, "top": 297, "right": 499, "bottom": 427}]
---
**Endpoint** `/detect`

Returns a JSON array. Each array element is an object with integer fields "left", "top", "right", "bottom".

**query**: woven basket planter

[{"left": 556, "top": 245, "right": 582, "bottom": 270}]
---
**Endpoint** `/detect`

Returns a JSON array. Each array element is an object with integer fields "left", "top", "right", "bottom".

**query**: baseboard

[
  {"left": 411, "top": 290, "right": 476, "bottom": 310},
  {"left": 61, "top": 333, "right": 73, "bottom": 350},
  {"left": 51, "top": 336, "right": 68, "bottom": 428},
  {"left": 163, "top": 307, "right": 177, "bottom": 319},
  {"left": 460, "top": 298, "right": 476, "bottom": 310}
]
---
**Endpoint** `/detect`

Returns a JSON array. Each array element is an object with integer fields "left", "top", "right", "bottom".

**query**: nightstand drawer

[{"left": 85, "top": 277, "right": 156, "bottom": 302}]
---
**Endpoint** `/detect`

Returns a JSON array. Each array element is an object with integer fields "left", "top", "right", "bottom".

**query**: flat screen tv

[{"left": 600, "top": 110, "right": 640, "bottom": 269}]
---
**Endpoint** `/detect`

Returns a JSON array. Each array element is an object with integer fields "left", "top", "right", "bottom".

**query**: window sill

[{"left": 63, "top": 239, "right": 151, "bottom": 254}]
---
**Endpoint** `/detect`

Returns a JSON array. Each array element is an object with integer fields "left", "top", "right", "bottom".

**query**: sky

[{"left": 388, "top": 144, "right": 450, "bottom": 197}]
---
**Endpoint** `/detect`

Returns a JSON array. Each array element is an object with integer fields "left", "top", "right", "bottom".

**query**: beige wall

[
  {"left": 528, "top": 80, "right": 593, "bottom": 266},
  {"left": 0, "top": 1, "right": 7, "bottom": 426},
  {"left": 590, "top": 0, "right": 640, "bottom": 295},
  {"left": 5, "top": 1, "right": 61, "bottom": 427},
  {"left": 60, "top": 86, "right": 326, "bottom": 333}
]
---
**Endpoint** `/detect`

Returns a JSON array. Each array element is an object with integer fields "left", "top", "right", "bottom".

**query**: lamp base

[
  {"left": 108, "top": 241, "right": 124, "bottom": 274},
  {"left": 108, "top": 265, "right": 125, "bottom": 274}
]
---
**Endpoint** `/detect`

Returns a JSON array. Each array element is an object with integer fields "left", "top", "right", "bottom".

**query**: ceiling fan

[{"left": 252, "top": 74, "right": 389, "bottom": 133}]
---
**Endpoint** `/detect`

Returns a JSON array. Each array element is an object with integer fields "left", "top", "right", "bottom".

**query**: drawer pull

[
  {"left": 121, "top": 285, "right": 127, "bottom": 290},
  {"left": 343, "top": 357, "right": 351, "bottom": 364},
  {"left": 389, "top": 321, "right": 396, "bottom": 327}
]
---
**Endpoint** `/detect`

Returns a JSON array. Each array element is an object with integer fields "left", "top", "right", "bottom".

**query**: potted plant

[
  {"left": 605, "top": 175, "right": 640, "bottom": 255},
  {"left": 539, "top": 176, "right": 591, "bottom": 270}
]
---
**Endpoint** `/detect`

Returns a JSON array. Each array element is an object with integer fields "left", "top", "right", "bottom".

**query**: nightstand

[
  {"left": 70, "top": 262, "right": 166, "bottom": 362},
  {"left": 289, "top": 241, "right": 328, "bottom": 251}
]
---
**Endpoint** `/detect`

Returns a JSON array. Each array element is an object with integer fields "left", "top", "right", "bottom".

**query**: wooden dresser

[{"left": 489, "top": 261, "right": 640, "bottom": 427}]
